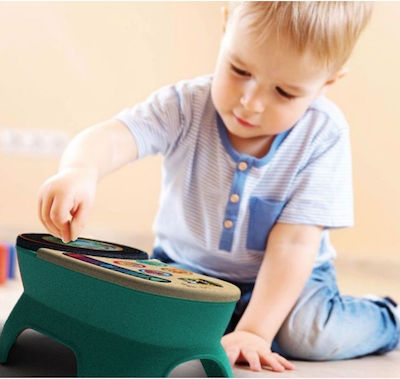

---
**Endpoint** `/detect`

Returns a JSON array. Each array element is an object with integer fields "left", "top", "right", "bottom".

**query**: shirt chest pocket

[{"left": 246, "top": 197, "right": 286, "bottom": 251}]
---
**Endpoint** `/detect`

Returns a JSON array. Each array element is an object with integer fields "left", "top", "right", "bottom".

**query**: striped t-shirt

[{"left": 116, "top": 75, "right": 353, "bottom": 282}]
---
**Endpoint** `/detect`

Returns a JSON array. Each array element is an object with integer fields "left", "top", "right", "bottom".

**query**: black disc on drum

[{"left": 16, "top": 233, "right": 148, "bottom": 260}]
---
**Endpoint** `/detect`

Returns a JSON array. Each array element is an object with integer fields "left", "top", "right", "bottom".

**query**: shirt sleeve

[
  {"left": 114, "top": 83, "right": 189, "bottom": 160},
  {"left": 278, "top": 118, "right": 354, "bottom": 229}
]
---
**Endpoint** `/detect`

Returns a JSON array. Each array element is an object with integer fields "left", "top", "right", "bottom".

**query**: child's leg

[
  {"left": 153, "top": 247, "right": 399, "bottom": 359},
  {"left": 273, "top": 262, "right": 399, "bottom": 360}
]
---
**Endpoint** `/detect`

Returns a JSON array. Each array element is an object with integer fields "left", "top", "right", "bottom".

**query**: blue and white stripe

[{"left": 116, "top": 75, "right": 353, "bottom": 282}]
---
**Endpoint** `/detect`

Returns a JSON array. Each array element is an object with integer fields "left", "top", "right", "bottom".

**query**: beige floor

[{"left": 1, "top": 255, "right": 399, "bottom": 377}]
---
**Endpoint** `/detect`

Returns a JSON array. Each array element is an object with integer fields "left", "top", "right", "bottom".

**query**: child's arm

[
  {"left": 221, "top": 222, "right": 322, "bottom": 372},
  {"left": 38, "top": 119, "right": 137, "bottom": 243}
]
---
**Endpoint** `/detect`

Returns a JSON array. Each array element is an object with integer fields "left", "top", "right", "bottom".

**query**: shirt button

[
  {"left": 238, "top": 161, "right": 248, "bottom": 171},
  {"left": 230, "top": 194, "right": 240, "bottom": 203},
  {"left": 224, "top": 219, "right": 234, "bottom": 229}
]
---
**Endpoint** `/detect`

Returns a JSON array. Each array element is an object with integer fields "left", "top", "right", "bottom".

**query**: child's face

[{"left": 211, "top": 13, "right": 338, "bottom": 145}]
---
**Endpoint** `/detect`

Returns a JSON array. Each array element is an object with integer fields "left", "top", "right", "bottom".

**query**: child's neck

[{"left": 228, "top": 132, "right": 275, "bottom": 159}]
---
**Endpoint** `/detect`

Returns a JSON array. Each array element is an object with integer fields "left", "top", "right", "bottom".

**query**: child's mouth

[{"left": 234, "top": 114, "right": 256, "bottom": 128}]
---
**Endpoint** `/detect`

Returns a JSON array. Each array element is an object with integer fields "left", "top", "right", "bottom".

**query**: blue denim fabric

[{"left": 152, "top": 248, "right": 399, "bottom": 360}]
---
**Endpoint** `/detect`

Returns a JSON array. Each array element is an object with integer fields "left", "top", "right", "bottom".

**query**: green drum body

[{"left": 0, "top": 234, "right": 240, "bottom": 377}]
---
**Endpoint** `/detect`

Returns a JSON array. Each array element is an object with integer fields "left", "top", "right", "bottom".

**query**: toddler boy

[{"left": 38, "top": 2, "right": 399, "bottom": 372}]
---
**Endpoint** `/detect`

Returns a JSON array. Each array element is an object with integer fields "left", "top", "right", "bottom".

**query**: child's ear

[
  {"left": 221, "top": 6, "right": 229, "bottom": 34},
  {"left": 319, "top": 66, "right": 349, "bottom": 96},
  {"left": 326, "top": 66, "right": 348, "bottom": 86}
]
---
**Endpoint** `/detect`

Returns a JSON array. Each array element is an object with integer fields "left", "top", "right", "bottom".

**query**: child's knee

[
  {"left": 274, "top": 295, "right": 400, "bottom": 360},
  {"left": 275, "top": 310, "right": 343, "bottom": 360}
]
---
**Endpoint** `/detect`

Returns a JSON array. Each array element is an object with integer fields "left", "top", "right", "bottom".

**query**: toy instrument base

[
  {"left": 0, "top": 245, "right": 236, "bottom": 377},
  {"left": 0, "top": 294, "right": 230, "bottom": 377}
]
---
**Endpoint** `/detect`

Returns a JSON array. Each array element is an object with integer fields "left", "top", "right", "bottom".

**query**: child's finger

[
  {"left": 275, "top": 353, "right": 295, "bottom": 370},
  {"left": 241, "top": 348, "right": 262, "bottom": 371},
  {"left": 70, "top": 202, "right": 90, "bottom": 241},
  {"left": 259, "top": 351, "right": 285, "bottom": 372},
  {"left": 70, "top": 219, "right": 78, "bottom": 242},
  {"left": 50, "top": 195, "right": 74, "bottom": 243},
  {"left": 225, "top": 346, "right": 240, "bottom": 367},
  {"left": 40, "top": 194, "right": 62, "bottom": 239}
]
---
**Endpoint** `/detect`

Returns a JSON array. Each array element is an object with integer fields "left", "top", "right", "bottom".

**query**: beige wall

[{"left": 0, "top": 2, "right": 399, "bottom": 261}]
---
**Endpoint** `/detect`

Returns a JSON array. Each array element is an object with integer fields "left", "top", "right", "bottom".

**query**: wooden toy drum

[{"left": 0, "top": 234, "right": 240, "bottom": 377}]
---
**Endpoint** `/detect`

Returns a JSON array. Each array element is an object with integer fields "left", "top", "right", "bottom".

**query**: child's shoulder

[
  {"left": 308, "top": 96, "right": 349, "bottom": 133},
  {"left": 174, "top": 74, "right": 213, "bottom": 95},
  {"left": 164, "top": 75, "right": 214, "bottom": 117},
  {"left": 143, "top": 75, "right": 213, "bottom": 118}
]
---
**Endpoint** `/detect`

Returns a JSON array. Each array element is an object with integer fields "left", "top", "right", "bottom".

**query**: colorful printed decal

[
  {"left": 136, "top": 259, "right": 167, "bottom": 267},
  {"left": 138, "top": 269, "right": 172, "bottom": 277},
  {"left": 161, "top": 267, "right": 192, "bottom": 275},
  {"left": 178, "top": 277, "right": 223, "bottom": 287},
  {"left": 64, "top": 253, "right": 171, "bottom": 283},
  {"left": 44, "top": 235, "right": 122, "bottom": 251},
  {"left": 113, "top": 260, "right": 146, "bottom": 269}
]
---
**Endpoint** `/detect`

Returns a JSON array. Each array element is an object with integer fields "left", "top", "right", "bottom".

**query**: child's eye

[
  {"left": 230, "top": 64, "right": 251, "bottom": 77},
  {"left": 276, "top": 86, "right": 296, "bottom": 100}
]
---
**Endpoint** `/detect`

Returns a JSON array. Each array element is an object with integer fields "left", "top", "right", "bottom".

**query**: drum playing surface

[{"left": 37, "top": 248, "right": 241, "bottom": 303}]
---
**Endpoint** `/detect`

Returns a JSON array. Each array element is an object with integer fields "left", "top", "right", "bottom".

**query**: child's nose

[{"left": 240, "top": 83, "right": 266, "bottom": 113}]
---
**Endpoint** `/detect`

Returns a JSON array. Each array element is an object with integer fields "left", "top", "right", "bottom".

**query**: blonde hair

[{"left": 229, "top": 1, "right": 373, "bottom": 72}]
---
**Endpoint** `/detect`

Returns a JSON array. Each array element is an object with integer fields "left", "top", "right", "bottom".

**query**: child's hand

[
  {"left": 38, "top": 167, "right": 97, "bottom": 243},
  {"left": 221, "top": 330, "right": 294, "bottom": 372}
]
